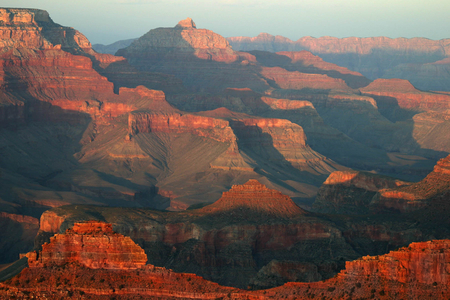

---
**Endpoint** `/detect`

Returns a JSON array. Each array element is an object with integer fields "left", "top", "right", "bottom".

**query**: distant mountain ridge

[
  {"left": 227, "top": 33, "right": 450, "bottom": 91},
  {"left": 93, "top": 38, "right": 136, "bottom": 55}
]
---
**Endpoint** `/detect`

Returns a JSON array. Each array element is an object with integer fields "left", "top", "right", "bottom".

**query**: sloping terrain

[{"left": 228, "top": 34, "right": 450, "bottom": 91}]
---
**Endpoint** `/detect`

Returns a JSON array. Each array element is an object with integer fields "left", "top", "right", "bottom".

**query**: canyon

[
  {"left": 1, "top": 6, "right": 450, "bottom": 299},
  {"left": 1, "top": 220, "right": 449, "bottom": 299},
  {"left": 228, "top": 34, "right": 450, "bottom": 92}
]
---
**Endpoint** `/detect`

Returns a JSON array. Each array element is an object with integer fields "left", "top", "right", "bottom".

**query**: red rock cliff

[
  {"left": 313, "top": 171, "right": 411, "bottom": 214},
  {"left": 28, "top": 221, "right": 147, "bottom": 269},
  {"left": 373, "top": 154, "right": 450, "bottom": 212},
  {"left": 343, "top": 240, "right": 450, "bottom": 285},
  {"left": 128, "top": 111, "right": 236, "bottom": 143},
  {"left": 200, "top": 179, "right": 306, "bottom": 217},
  {"left": 360, "top": 78, "right": 450, "bottom": 111}
]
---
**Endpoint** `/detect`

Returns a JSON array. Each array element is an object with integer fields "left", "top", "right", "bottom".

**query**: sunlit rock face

[
  {"left": 27, "top": 221, "right": 147, "bottom": 269},
  {"left": 313, "top": 171, "right": 410, "bottom": 214},
  {"left": 373, "top": 154, "right": 450, "bottom": 212},
  {"left": 116, "top": 18, "right": 268, "bottom": 92}
]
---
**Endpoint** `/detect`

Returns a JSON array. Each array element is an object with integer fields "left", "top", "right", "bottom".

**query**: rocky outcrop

[
  {"left": 260, "top": 66, "right": 353, "bottom": 91},
  {"left": 360, "top": 78, "right": 450, "bottom": 111},
  {"left": 313, "top": 171, "right": 411, "bottom": 214},
  {"left": 33, "top": 183, "right": 359, "bottom": 289},
  {"left": 343, "top": 240, "right": 450, "bottom": 285},
  {"left": 228, "top": 34, "right": 450, "bottom": 91},
  {"left": 0, "top": 8, "right": 173, "bottom": 125},
  {"left": 119, "top": 17, "right": 238, "bottom": 63},
  {"left": 116, "top": 19, "right": 268, "bottom": 92},
  {"left": 128, "top": 111, "right": 235, "bottom": 143},
  {"left": 373, "top": 154, "right": 450, "bottom": 212},
  {"left": 28, "top": 221, "right": 147, "bottom": 269},
  {"left": 3, "top": 239, "right": 449, "bottom": 299},
  {"left": 199, "top": 179, "right": 306, "bottom": 217},
  {"left": 229, "top": 118, "right": 337, "bottom": 172},
  {"left": 251, "top": 50, "right": 371, "bottom": 89}
]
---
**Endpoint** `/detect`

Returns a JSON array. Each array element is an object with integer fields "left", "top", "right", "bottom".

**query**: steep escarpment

[
  {"left": 0, "top": 8, "right": 161, "bottom": 124},
  {"left": 116, "top": 18, "right": 268, "bottom": 92},
  {"left": 373, "top": 154, "right": 450, "bottom": 212},
  {"left": 199, "top": 179, "right": 306, "bottom": 217},
  {"left": 228, "top": 34, "right": 450, "bottom": 91},
  {"left": 34, "top": 182, "right": 360, "bottom": 289},
  {"left": 360, "top": 78, "right": 450, "bottom": 113},
  {"left": 3, "top": 232, "right": 449, "bottom": 299},
  {"left": 258, "top": 239, "right": 450, "bottom": 300},
  {"left": 251, "top": 50, "right": 371, "bottom": 89},
  {"left": 27, "top": 221, "right": 147, "bottom": 269},
  {"left": 313, "top": 171, "right": 411, "bottom": 214},
  {"left": 128, "top": 111, "right": 235, "bottom": 143},
  {"left": 343, "top": 240, "right": 450, "bottom": 285},
  {"left": 228, "top": 117, "right": 339, "bottom": 173}
]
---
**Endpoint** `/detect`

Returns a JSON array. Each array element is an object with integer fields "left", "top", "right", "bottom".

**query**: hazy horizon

[{"left": 3, "top": 0, "right": 450, "bottom": 45}]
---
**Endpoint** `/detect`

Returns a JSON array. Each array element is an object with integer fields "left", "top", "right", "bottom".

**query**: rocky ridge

[
  {"left": 228, "top": 34, "right": 450, "bottom": 91},
  {"left": 27, "top": 221, "right": 147, "bottom": 269},
  {"left": 199, "top": 179, "right": 306, "bottom": 217},
  {"left": 373, "top": 154, "right": 450, "bottom": 212},
  {"left": 33, "top": 181, "right": 361, "bottom": 288},
  {"left": 313, "top": 171, "right": 411, "bottom": 214},
  {"left": 2, "top": 232, "right": 450, "bottom": 299}
]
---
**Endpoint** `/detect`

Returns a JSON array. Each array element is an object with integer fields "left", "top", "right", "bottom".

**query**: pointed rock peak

[
  {"left": 176, "top": 18, "right": 196, "bottom": 29},
  {"left": 241, "top": 179, "right": 267, "bottom": 188},
  {"left": 199, "top": 180, "right": 307, "bottom": 218}
]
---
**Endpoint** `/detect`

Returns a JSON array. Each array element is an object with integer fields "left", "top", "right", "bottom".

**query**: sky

[{"left": 3, "top": 0, "right": 450, "bottom": 45}]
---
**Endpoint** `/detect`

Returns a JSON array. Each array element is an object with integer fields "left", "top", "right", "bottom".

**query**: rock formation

[
  {"left": 250, "top": 50, "right": 371, "bottom": 89},
  {"left": 27, "top": 221, "right": 147, "bottom": 269},
  {"left": 128, "top": 111, "right": 235, "bottom": 143},
  {"left": 373, "top": 154, "right": 450, "bottom": 212},
  {"left": 343, "top": 240, "right": 450, "bottom": 285},
  {"left": 228, "top": 33, "right": 450, "bottom": 91},
  {"left": 199, "top": 179, "right": 306, "bottom": 217},
  {"left": 313, "top": 171, "right": 411, "bottom": 214},
  {"left": 33, "top": 182, "right": 360, "bottom": 288},
  {"left": 116, "top": 18, "right": 268, "bottom": 92},
  {"left": 360, "top": 78, "right": 450, "bottom": 112},
  {"left": 260, "top": 66, "right": 353, "bottom": 91},
  {"left": 2, "top": 237, "right": 450, "bottom": 299}
]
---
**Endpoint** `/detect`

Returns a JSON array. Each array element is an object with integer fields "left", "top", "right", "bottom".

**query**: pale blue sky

[{"left": 4, "top": 0, "right": 450, "bottom": 45}]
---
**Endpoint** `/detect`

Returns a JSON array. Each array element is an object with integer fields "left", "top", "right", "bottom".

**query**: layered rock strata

[
  {"left": 360, "top": 78, "right": 450, "bottom": 111},
  {"left": 373, "top": 154, "right": 450, "bottom": 212},
  {"left": 2, "top": 239, "right": 450, "bottom": 299},
  {"left": 199, "top": 179, "right": 306, "bottom": 217},
  {"left": 34, "top": 181, "right": 359, "bottom": 288},
  {"left": 313, "top": 171, "right": 411, "bottom": 214},
  {"left": 228, "top": 33, "right": 450, "bottom": 91},
  {"left": 27, "top": 221, "right": 147, "bottom": 269},
  {"left": 116, "top": 18, "right": 268, "bottom": 92}
]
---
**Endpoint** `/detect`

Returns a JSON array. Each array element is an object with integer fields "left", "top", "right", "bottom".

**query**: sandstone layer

[
  {"left": 313, "top": 171, "right": 411, "bottom": 214},
  {"left": 373, "top": 154, "right": 450, "bottom": 212},
  {"left": 117, "top": 18, "right": 268, "bottom": 92},
  {"left": 2, "top": 238, "right": 450, "bottom": 299},
  {"left": 27, "top": 221, "right": 147, "bottom": 269},
  {"left": 33, "top": 181, "right": 362, "bottom": 288},
  {"left": 360, "top": 78, "right": 450, "bottom": 112},
  {"left": 199, "top": 179, "right": 306, "bottom": 217}
]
